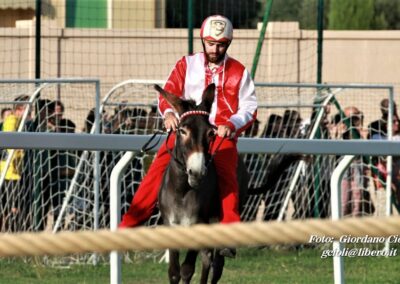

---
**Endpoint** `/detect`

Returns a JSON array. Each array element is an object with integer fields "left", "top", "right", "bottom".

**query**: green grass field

[{"left": 1, "top": 246, "right": 399, "bottom": 284}]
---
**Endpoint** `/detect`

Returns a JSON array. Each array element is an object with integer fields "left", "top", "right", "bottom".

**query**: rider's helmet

[{"left": 200, "top": 15, "right": 233, "bottom": 43}]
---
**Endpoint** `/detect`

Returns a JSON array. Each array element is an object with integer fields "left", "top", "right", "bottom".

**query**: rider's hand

[
  {"left": 164, "top": 112, "right": 179, "bottom": 132},
  {"left": 217, "top": 125, "right": 234, "bottom": 138}
]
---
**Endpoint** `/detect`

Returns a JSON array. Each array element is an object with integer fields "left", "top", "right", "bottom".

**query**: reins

[
  {"left": 140, "top": 130, "right": 188, "bottom": 171},
  {"left": 140, "top": 130, "right": 165, "bottom": 153},
  {"left": 205, "top": 133, "right": 226, "bottom": 169},
  {"left": 141, "top": 110, "right": 225, "bottom": 173},
  {"left": 165, "top": 130, "right": 187, "bottom": 170}
]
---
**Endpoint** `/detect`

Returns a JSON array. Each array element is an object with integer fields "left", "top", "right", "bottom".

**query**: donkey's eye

[
  {"left": 178, "top": 128, "right": 187, "bottom": 136},
  {"left": 207, "top": 129, "right": 216, "bottom": 138}
]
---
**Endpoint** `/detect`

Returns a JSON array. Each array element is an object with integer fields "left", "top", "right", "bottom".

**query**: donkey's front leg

[
  {"left": 168, "top": 249, "right": 180, "bottom": 284},
  {"left": 211, "top": 249, "right": 225, "bottom": 284},
  {"left": 180, "top": 249, "right": 198, "bottom": 283},
  {"left": 199, "top": 249, "right": 213, "bottom": 284}
]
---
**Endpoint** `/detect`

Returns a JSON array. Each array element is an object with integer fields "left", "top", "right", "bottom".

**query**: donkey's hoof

[
  {"left": 170, "top": 275, "right": 180, "bottom": 284},
  {"left": 219, "top": 248, "right": 236, "bottom": 258}
]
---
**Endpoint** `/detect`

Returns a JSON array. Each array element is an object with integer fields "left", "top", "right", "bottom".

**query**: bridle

[
  {"left": 141, "top": 110, "right": 226, "bottom": 172},
  {"left": 168, "top": 110, "right": 225, "bottom": 172},
  {"left": 179, "top": 110, "right": 209, "bottom": 121}
]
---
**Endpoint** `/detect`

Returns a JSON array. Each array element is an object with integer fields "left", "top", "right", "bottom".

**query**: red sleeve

[{"left": 158, "top": 56, "right": 187, "bottom": 115}]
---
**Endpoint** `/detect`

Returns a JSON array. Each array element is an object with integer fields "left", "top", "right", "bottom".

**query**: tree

[
  {"left": 372, "top": 0, "right": 400, "bottom": 29},
  {"left": 298, "top": 0, "right": 318, "bottom": 29},
  {"left": 328, "top": 0, "right": 374, "bottom": 30},
  {"left": 298, "top": 0, "right": 330, "bottom": 29},
  {"left": 268, "top": 0, "right": 302, "bottom": 22},
  {"left": 166, "top": 0, "right": 261, "bottom": 29}
]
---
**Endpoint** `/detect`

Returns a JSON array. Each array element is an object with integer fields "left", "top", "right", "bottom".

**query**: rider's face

[{"left": 203, "top": 40, "right": 230, "bottom": 64}]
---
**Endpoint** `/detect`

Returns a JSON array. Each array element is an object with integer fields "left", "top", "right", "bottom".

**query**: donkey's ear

[
  {"left": 154, "top": 84, "right": 184, "bottom": 114},
  {"left": 199, "top": 83, "right": 215, "bottom": 113}
]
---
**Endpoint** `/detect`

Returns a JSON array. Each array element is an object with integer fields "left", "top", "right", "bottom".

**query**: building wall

[
  {"left": 323, "top": 30, "right": 400, "bottom": 85},
  {"left": 1, "top": 0, "right": 161, "bottom": 29},
  {"left": 113, "top": 0, "right": 156, "bottom": 29}
]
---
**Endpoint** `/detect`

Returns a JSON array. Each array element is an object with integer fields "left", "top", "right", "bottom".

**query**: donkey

[{"left": 155, "top": 83, "right": 248, "bottom": 284}]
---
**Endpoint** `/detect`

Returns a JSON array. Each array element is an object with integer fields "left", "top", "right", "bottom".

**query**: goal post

[{"left": 0, "top": 78, "right": 101, "bottom": 235}]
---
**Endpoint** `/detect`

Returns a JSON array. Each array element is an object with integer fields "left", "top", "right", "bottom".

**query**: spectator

[
  {"left": 305, "top": 104, "right": 333, "bottom": 139},
  {"left": 367, "top": 99, "right": 397, "bottom": 208},
  {"left": 368, "top": 99, "right": 398, "bottom": 185},
  {"left": 48, "top": 100, "right": 77, "bottom": 134},
  {"left": 341, "top": 106, "right": 374, "bottom": 217},
  {"left": 369, "top": 114, "right": 400, "bottom": 211},
  {"left": 47, "top": 100, "right": 77, "bottom": 230},
  {"left": 293, "top": 103, "right": 337, "bottom": 219},
  {"left": 0, "top": 107, "right": 12, "bottom": 130},
  {"left": 260, "top": 114, "right": 282, "bottom": 138},
  {"left": 30, "top": 99, "right": 57, "bottom": 231},
  {"left": 114, "top": 107, "right": 149, "bottom": 134},
  {"left": 0, "top": 95, "right": 29, "bottom": 231},
  {"left": 328, "top": 113, "right": 346, "bottom": 139},
  {"left": 149, "top": 104, "right": 163, "bottom": 133},
  {"left": 0, "top": 107, "right": 13, "bottom": 229},
  {"left": 245, "top": 114, "right": 285, "bottom": 221},
  {"left": 342, "top": 106, "right": 367, "bottom": 139},
  {"left": 110, "top": 102, "right": 130, "bottom": 134},
  {"left": 131, "top": 108, "right": 151, "bottom": 134},
  {"left": 282, "top": 110, "right": 303, "bottom": 138},
  {"left": 0, "top": 95, "right": 30, "bottom": 179},
  {"left": 368, "top": 98, "right": 398, "bottom": 140}
]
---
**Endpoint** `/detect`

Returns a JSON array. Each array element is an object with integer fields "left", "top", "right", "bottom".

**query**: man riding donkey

[{"left": 120, "top": 15, "right": 258, "bottom": 257}]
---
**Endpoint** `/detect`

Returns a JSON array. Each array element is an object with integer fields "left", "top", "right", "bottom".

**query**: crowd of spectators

[{"left": 0, "top": 94, "right": 398, "bottom": 232}]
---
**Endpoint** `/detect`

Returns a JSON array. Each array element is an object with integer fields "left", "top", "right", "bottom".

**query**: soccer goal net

[
  {"left": 0, "top": 80, "right": 396, "bottom": 265},
  {"left": 241, "top": 83, "right": 397, "bottom": 223},
  {"left": 0, "top": 79, "right": 100, "bottom": 235}
]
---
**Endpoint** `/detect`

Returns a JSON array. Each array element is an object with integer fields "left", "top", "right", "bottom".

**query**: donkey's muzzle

[{"left": 186, "top": 152, "right": 207, "bottom": 187}]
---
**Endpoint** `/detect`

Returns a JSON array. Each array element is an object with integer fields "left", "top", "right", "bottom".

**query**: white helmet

[{"left": 200, "top": 15, "right": 233, "bottom": 43}]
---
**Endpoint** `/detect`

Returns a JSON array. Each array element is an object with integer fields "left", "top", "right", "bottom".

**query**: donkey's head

[{"left": 155, "top": 84, "right": 216, "bottom": 187}]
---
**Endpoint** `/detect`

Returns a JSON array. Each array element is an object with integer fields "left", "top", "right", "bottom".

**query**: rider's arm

[{"left": 226, "top": 69, "right": 257, "bottom": 135}]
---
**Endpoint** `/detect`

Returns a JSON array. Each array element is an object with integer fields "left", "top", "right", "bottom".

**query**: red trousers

[{"left": 119, "top": 133, "right": 240, "bottom": 228}]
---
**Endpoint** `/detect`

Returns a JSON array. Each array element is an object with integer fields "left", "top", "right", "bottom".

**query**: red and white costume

[{"left": 120, "top": 52, "right": 257, "bottom": 228}]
